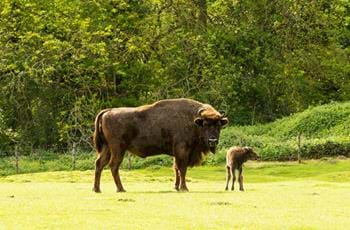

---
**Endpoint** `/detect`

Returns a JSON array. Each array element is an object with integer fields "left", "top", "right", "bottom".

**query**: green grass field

[{"left": 1, "top": 159, "right": 350, "bottom": 229}]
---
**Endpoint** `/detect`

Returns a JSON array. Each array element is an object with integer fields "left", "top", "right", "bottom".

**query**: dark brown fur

[
  {"left": 93, "top": 98, "right": 228, "bottom": 192},
  {"left": 225, "top": 146, "right": 259, "bottom": 191}
]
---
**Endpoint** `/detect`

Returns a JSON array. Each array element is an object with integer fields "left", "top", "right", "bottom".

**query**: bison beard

[{"left": 93, "top": 98, "right": 228, "bottom": 192}]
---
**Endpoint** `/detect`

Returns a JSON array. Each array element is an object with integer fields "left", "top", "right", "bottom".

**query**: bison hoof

[
  {"left": 117, "top": 189, "right": 126, "bottom": 193},
  {"left": 225, "top": 187, "right": 228, "bottom": 191},
  {"left": 93, "top": 187, "right": 101, "bottom": 193},
  {"left": 174, "top": 187, "right": 180, "bottom": 191},
  {"left": 179, "top": 187, "right": 189, "bottom": 192},
  {"left": 240, "top": 188, "right": 244, "bottom": 192}
]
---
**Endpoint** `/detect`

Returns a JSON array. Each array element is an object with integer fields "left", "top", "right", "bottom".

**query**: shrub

[
  {"left": 218, "top": 102, "right": 350, "bottom": 161},
  {"left": 301, "top": 141, "right": 350, "bottom": 159}
]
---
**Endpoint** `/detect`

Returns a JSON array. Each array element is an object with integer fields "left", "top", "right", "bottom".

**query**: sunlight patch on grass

[
  {"left": 0, "top": 179, "right": 350, "bottom": 229},
  {"left": 0, "top": 159, "right": 350, "bottom": 229},
  {"left": 1, "top": 159, "right": 350, "bottom": 184}
]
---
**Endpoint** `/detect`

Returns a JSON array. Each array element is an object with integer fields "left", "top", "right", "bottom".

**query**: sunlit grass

[{"left": 1, "top": 159, "right": 350, "bottom": 229}]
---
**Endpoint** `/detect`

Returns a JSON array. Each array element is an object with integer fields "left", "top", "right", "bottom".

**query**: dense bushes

[
  {"left": 0, "top": 102, "right": 349, "bottom": 176},
  {"left": 214, "top": 102, "right": 350, "bottom": 161},
  {"left": 0, "top": 0, "right": 349, "bottom": 154},
  {"left": 0, "top": 150, "right": 95, "bottom": 176},
  {"left": 302, "top": 141, "right": 350, "bottom": 159},
  {"left": 0, "top": 101, "right": 349, "bottom": 175}
]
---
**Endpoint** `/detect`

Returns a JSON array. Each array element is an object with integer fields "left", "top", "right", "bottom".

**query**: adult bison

[{"left": 93, "top": 98, "right": 228, "bottom": 192}]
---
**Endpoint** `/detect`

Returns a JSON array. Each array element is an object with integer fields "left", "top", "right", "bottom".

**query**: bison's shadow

[{"left": 129, "top": 190, "right": 226, "bottom": 194}]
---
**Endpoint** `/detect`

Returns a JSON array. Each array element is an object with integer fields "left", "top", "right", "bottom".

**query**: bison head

[{"left": 194, "top": 107, "right": 228, "bottom": 153}]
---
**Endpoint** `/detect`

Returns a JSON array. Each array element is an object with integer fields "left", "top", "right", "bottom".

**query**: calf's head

[
  {"left": 243, "top": 147, "right": 260, "bottom": 160},
  {"left": 194, "top": 107, "right": 229, "bottom": 153}
]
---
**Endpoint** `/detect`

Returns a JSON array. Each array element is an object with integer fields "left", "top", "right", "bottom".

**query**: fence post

[
  {"left": 72, "top": 142, "right": 77, "bottom": 170},
  {"left": 15, "top": 145, "right": 19, "bottom": 173},
  {"left": 297, "top": 132, "right": 302, "bottom": 164}
]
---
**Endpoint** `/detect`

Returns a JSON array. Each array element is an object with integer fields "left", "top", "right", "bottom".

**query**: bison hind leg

[
  {"left": 109, "top": 145, "right": 127, "bottom": 192},
  {"left": 93, "top": 146, "right": 111, "bottom": 193}
]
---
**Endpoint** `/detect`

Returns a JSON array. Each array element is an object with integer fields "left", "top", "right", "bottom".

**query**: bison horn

[
  {"left": 243, "top": 146, "right": 251, "bottom": 152},
  {"left": 219, "top": 110, "right": 226, "bottom": 117},
  {"left": 197, "top": 108, "right": 206, "bottom": 116}
]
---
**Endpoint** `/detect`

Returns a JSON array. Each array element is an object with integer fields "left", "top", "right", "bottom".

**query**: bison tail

[{"left": 93, "top": 109, "right": 111, "bottom": 153}]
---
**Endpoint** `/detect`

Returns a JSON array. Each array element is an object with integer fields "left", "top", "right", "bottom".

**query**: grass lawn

[{"left": 1, "top": 159, "right": 350, "bottom": 229}]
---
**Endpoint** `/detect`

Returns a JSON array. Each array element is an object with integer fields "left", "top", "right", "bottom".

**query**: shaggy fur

[
  {"left": 225, "top": 146, "right": 259, "bottom": 191},
  {"left": 93, "top": 98, "right": 228, "bottom": 192}
]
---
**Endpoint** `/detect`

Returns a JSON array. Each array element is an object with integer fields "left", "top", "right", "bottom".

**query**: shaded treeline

[{"left": 0, "top": 0, "right": 349, "bottom": 153}]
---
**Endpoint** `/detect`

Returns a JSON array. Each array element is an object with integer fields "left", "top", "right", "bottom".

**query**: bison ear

[
  {"left": 194, "top": 118, "right": 204, "bottom": 127},
  {"left": 220, "top": 117, "right": 229, "bottom": 127}
]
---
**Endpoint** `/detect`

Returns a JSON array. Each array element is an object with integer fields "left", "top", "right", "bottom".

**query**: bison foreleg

[
  {"left": 175, "top": 158, "right": 189, "bottom": 192},
  {"left": 174, "top": 143, "right": 190, "bottom": 192},
  {"left": 173, "top": 158, "right": 180, "bottom": 191},
  {"left": 179, "top": 166, "right": 188, "bottom": 192},
  {"left": 177, "top": 160, "right": 188, "bottom": 192}
]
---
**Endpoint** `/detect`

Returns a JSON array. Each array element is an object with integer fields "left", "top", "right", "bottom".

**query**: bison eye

[
  {"left": 194, "top": 118, "right": 204, "bottom": 127},
  {"left": 220, "top": 118, "right": 229, "bottom": 126}
]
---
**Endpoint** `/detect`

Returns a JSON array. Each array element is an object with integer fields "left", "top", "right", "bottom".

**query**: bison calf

[{"left": 225, "top": 146, "right": 259, "bottom": 191}]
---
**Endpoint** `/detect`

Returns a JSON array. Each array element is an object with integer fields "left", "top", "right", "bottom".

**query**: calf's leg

[
  {"left": 93, "top": 145, "right": 111, "bottom": 193},
  {"left": 238, "top": 167, "right": 244, "bottom": 191},
  {"left": 225, "top": 166, "right": 231, "bottom": 191},
  {"left": 231, "top": 167, "right": 236, "bottom": 191}
]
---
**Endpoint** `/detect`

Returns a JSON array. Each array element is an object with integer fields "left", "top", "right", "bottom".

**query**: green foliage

[
  {"left": 0, "top": 151, "right": 95, "bottom": 176},
  {"left": 0, "top": 0, "right": 349, "bottom": 153},
  {"left": 124, "top": 155, "right": 172, "bottom": 169},
  {"left": 216, "top": 102, "right": 350, "bottom": 161},
  {"left": 1, "top": 102, "right": 349, "bottom": 176},
  {"left": 0, "top": 150, "right": 174, "bottom": 176},
  {"left": 0, "top": 0, "right": 150, "bottom": 151},
  {"left": 302, "top": 141, "right": 350, "bottom": 159}
]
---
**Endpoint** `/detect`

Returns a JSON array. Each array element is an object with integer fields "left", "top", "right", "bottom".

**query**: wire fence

[
  {"left": 0, "top": 144, "right": 171, "bottom": 175},
  {"left": 2, "top": 132, "right": 349, "bottom": 175}
]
